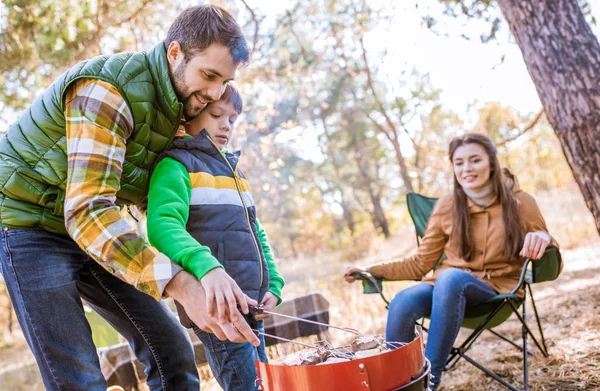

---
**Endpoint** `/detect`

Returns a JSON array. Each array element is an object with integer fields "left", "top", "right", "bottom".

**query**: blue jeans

[
  {"left": 194, "top": 318, "right": 268, "bottom": 391},
  {"left": 0, "top": 228, "right": 200, "bottom": 391},
  {"left": 386, "top": 268, "right": 498, "bottom": 389}
]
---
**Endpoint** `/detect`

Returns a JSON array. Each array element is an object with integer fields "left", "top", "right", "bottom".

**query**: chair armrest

[
  {"left": 508, "top": 246, "right": 562, "bottom": 295},
  {"left": 509, "top": 258, "right": 532, "bottom": 295},
  {"left": 351, "top": 272, "right": 390, "bottom": 306}
]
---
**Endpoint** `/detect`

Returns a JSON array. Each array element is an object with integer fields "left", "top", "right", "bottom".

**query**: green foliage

[
  {"left": 0, "top": 0, "right": 578, "bottom": 258},
  {"left": 0, "top": 0, "right": 177, "bottom": 111}
]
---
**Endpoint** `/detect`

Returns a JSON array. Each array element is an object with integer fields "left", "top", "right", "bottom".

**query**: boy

[{"left": 147, "top": 83, "right": 284, "bottom": 391}]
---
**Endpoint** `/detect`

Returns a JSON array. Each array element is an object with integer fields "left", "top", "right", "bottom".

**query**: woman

[{"left": 344, "top": 133, "right": 556, "bottom": 390}]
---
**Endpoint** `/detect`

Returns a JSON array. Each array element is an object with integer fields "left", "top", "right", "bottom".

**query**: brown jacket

[{"left": 369, "top": 179, "right": 558, "bottom": 296}]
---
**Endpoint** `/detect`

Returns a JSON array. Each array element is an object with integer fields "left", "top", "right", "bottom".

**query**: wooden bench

[{"left": 96, "top": 292, "right": 330, "bottom": 388}]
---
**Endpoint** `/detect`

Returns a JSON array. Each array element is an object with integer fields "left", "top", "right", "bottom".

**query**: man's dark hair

[{"left": 164, "top": 5, "right": 250, "bottom": 64}]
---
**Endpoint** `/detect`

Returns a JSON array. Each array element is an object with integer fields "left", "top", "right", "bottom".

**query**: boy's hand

[
  {"left": 165, "top": 271, "right": 260, "bottom": 346},
  {"left": 200, "top": 268, "right": 257, "bottom": 324},
  {"left": 253, "top": 292, "right": 279, "bottom": 321}
]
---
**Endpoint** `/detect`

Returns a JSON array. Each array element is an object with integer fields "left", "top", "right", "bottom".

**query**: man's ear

[{"left": 166, "top": 41, "right": 183, "bottom": 67}]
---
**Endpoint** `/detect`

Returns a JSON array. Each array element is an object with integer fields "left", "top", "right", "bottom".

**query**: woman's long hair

[{"left": 448, "top": 133, "right": 523, "bottom": 261}]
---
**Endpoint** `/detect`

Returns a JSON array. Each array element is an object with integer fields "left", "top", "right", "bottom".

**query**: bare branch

[
  {"left": 366, "top": 112, "right": 392, "bottom": 140},
  {"left": 240, "top": 0, "right": 259, "bottom": 60},
  {"left": 285, "top": 10, "right": 311, "bottom": 62},
  {"left": 112, "top": 0, "right": 154, "bottom": 27},
  {"left": 496, "top": 108, "right": 544, "bottom": 147},
  {"left": 359, "top": 36, "right": 398, "bottom": 137}
]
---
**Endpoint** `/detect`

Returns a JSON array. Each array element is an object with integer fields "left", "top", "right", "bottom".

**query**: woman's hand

[
  {"left": 520, "top": 231, "right": 552, "bottom": 260},
  {"left": 343, "top": 265, "right": 369, "bottom": 283}
]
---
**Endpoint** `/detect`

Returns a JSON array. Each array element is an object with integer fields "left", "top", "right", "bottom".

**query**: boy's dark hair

[
  {"left": 219, "top": 83, "right": 243, "bottom": 114},
  {"left": 164, "top": 5, "right": 250, "bottom": 65}
]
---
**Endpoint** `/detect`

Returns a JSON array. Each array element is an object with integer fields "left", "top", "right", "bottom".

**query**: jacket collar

[
  {"left": 467, "top": 168, "right": 522, "bottom": 212},
  {"left": 147, "top": 43, "right": 183, "bottom": 128},
  {"left": 170, "top": 129, "right": 241, "bottom": 165}
]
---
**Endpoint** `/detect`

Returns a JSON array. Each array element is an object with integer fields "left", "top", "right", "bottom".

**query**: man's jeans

[
  {"left": 0, "top": 228, "right": 200, "bottom": 391},
  {"left": 386, "top": 268, "right": 498, "bottom": 388},
  {"left": 194, "top": 318, "right": 267, "bottom": 391}
]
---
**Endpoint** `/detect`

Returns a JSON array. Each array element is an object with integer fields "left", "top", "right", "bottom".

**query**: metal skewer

[
  {"left": 250, "top": 305, "right": 360, "bottom": 335},
  {"left": 252, "top": 329, "right": 316, "bottom": 349}
]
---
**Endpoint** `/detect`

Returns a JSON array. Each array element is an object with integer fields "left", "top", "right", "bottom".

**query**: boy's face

[{"left": 185, "top": 100, "right": 239, "bottom": 150}]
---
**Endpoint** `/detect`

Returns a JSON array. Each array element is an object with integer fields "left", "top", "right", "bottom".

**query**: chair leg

[
  {"left": 460, "top": 352, "right": 522, "bottom": 391},
  {"left": 527, "top": 283, "right": 549, "bottom": 357},
  {"left": 443, "top": 301, "right": 508, "bottom": 370},
  {"left": 487, "top": 329, "right": 534, "bottom": 356},
  {"left": 522, "top": 294, "right": 529, "bottom": 391},
  {"left": 507, "top": 300, "right": 547, "bottom": 357}
]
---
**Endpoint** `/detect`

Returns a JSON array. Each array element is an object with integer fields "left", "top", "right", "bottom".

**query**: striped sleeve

[
  {"left": 64, "top": 78, "right": 183, "bottom": 300},
  {"left": 147, "top": 157, "right": 223, "bottom": 281}
]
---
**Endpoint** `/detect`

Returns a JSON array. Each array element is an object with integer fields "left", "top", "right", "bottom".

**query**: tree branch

[
  {"left": 285, "top": 10, "right": 311, "bottom": 62},
  {"left": 496, "top": 108, "right": 544, "bottom": 147},
  {"left": 112, "top": 0, "right": 154, "bottom": 28},
  {"left": 240, "top": 0, "right": 259, "bottom": 60},
  {"left": 359, "top": 36, "right": 398, "bottom": 137}
]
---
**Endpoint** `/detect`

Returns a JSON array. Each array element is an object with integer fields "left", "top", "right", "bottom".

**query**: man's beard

[{"left": 171, "top": 62, "right": 204, "bottom": 122}]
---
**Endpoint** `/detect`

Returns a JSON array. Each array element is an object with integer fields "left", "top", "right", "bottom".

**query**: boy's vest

[
  {"left": 0, "top": 43, "right": 182, "bottom": 235},
  {"left": 160, "top": 131, "right": 270, "bottom": 302}
]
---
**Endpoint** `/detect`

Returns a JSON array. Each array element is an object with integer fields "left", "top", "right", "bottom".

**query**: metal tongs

[{"left": 248, "top": 304, "right": 360, "bottom": 348}]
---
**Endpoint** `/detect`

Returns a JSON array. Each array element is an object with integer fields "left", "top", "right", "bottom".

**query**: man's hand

[
  {"left": 165, "top": 271, "right": 260, "bottom": 346},
  {"left": 343, "top": 265, "right": 368, "bottom": 283},
  {"left": 520, "top": 231, "right": 552, "bottom": 260},
  {"left": 200, "top": 268, "right": 256, "bottom": 324},
  {"left": 253, "top": 292, "right": 279, "bottom": 321}
]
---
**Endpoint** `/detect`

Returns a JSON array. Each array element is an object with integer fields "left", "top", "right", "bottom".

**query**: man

[{"left": 0, "top": 5, "right": 259, "bottom": 390}]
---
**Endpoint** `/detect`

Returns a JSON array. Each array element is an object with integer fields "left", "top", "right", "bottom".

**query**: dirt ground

[{"left": 435, "top": 244, "right": 600, "bottom": 391}]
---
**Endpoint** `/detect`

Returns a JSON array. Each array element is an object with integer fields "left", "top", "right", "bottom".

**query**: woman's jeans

[
  {"left": 0, "top": 228, "right": 200, "bottom": 391},
  {"left": 194, "top": 316, "right": 268, "bottom": 391},
  {"left": 386, "top": 268, "right": 498, "bottom": 388}
]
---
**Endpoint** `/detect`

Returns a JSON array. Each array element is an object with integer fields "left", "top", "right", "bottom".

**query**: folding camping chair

[{"left": 353, "top": 192, "right": 562, "bottom": 391}]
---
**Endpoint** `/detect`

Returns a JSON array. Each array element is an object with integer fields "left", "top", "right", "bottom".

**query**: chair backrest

[
  {"left": 406, "top": 192, "right": 445, "bottom": 268},
  {"left": 530, "top": 246, "right": 562, "bottom": 284},
  {"left": 406, "top": 192, "right": 439, "bottom": 240}
]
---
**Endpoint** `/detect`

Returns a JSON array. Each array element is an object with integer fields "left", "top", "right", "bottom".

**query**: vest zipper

[{"left": 208, "top": 137, "right": 264, "bottom": 288}]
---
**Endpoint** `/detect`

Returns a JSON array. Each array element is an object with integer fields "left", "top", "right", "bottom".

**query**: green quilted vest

[{"left": 0, "top": 43, "right": 183, "bottom": 235}]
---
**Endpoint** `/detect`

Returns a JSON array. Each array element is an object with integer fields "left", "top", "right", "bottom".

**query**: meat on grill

[
  {"left": 351, "top": 334, "right": 385, "bottom": 352},
  {"left": 282, "top": 347, "right": 330, "bottom": 366},
  {"left": 280, "top": 334, "right": 393, "bottom": 366}
]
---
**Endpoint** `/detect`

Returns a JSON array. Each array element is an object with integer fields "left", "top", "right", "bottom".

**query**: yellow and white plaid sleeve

[{"left": 64, "top": 78, "right": 182, "bottom": 300}]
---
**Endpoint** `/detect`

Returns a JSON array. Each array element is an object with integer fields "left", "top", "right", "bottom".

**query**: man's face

[
  {"left": 167, "top": 42, "right": 238, "bottom": 121},
  {"left": 184, "top": 100, "right": 239, "bottom": 150}
]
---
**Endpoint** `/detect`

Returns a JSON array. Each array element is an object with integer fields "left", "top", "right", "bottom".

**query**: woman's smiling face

[{"left": 452, "top": 142, "right": 492, "bottom": 192}]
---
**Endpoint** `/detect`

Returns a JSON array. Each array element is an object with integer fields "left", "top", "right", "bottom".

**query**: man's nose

[{"left": 207, "top": 83, "right": 226, "bottom": 102}]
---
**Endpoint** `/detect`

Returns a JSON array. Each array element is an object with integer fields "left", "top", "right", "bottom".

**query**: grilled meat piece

[
  {"left": 282, "top": 347, "right": 330, "bottom": 366},
  {"left": 351, "top": 334, "right": 385, "bottom": 352}
]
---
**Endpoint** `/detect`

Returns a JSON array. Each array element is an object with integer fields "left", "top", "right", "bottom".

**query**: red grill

[{"left": 255, "top": 331, "right": 428, "bottom": 391}]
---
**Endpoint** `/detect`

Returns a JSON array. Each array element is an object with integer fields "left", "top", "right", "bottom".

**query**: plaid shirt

[{"left": 64, "top": 78, "right": 182, "bottom": 300}]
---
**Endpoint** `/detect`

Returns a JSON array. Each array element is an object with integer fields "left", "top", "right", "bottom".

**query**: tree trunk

[
  {"left": 340, "top": 198, "right": 356, "bottom": 235},
  {"left": 498, "top": 0, "right": 600, "bottom": 235},
  {"left": 367, "top": 186, "right": 391, "bottom": 238},
  {"left": 390, "top": 138, "right": 415, "bottom": 193}
]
